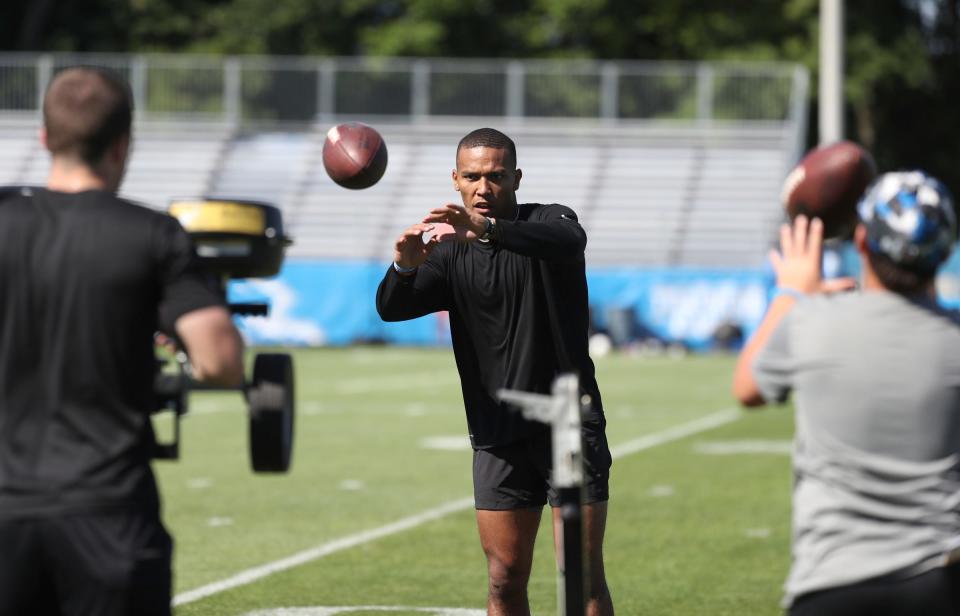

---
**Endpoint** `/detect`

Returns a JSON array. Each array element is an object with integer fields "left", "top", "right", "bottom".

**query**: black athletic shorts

[
  {"left": 0, "top": 509, "right": 173, "bottom": 616},
  {"left": 473, "top": 418, "right": 612, "bottom": 510},
  {"left": 789, "top": 562, "right": 960, "bottom": 616}
]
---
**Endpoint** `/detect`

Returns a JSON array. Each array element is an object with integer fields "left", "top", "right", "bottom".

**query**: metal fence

[{"left": 0, "top": 53, "right": 808, "bottom": 126}]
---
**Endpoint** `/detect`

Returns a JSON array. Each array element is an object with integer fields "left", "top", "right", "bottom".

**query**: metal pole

[
  {"left": 498, "top": 374, "right": 586, "bottom": 616},
  {"left": 819, "top": 0, "right": 844, "bottom": 143},
  {"left": 131, "top": 55, "right": 147, "bottom": 120},
  {"left": 317, "top": 58, "right": 336, "bottom": 123},
  {"left": 789, "top": 66, "right": 811, "bottom": 160},
  {"left": 695, "top": 63, "right": 714, "bottom": 124},
  {"left": 411, "top": 60, "right": 431, "bottom": 122},
  {"left": 553, "top": 375, "right": 586, "bottom": 616},
  {"left": 36, "top": 54, "right": 53, "bottom": 117},
  {"left": 506, "top": 61, "right": 525, "bottom": 119},
  {"left": 600, "top": 63, "right": 619, "bottom": 122},
  {"left": 223, "top": 57, "right": 241, "bottom": 125}
]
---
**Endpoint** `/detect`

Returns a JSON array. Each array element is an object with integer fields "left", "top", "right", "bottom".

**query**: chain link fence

[{"left": 0, "top": 53, "right": 807, "bottom": 126}]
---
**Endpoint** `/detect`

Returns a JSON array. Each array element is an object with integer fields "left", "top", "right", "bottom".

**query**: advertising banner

[{"left": 229, "top": 260, "right": 772, "bottom": 350}]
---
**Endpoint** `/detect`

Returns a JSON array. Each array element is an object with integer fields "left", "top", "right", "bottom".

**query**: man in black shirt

[
  {"left": 0, "top": 67, "right": 244, "bottom": 615},
  {"left": 377, "top": 128, "right": 614, "bottom": 615}
]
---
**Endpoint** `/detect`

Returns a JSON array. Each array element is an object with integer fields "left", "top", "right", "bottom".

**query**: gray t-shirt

[{"left": 753, "top": 291, "right": 960, "bottom": 606}]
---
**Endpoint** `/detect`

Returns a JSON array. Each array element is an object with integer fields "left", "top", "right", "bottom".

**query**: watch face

[{"left": 481, "top": 217, "right": 493, "bottom": 239}]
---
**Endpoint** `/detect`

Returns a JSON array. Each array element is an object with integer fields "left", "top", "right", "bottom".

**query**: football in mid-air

[
  {"left": 322, "top": 122, "right": 388, "bottom": 189},
  {"left": 781, "top": 140, "right": 877, "bottom": 239}
]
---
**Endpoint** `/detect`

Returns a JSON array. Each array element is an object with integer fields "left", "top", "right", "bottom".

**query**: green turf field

[{"left": 156, "top": 347, "right": 795, "bottom": 615}]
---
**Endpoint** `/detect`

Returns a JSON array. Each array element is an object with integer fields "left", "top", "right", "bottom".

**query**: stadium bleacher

[
  {"left": 1, "top": 118, "right": 792, "bottom": 267},
  {"left": 0, "top": 116, "right": 42, "bottom": 186},
  {"left": 2, "top": 118, "right": 234, "bottom": 210},
  {"left": 1, "top": 116, "right": 792, "bottom": 267},
  {"left": 269, "top": 121, "right": 793, "bottom": 267},
  {"left": 0, "top": 54, "right": 807, "bottom": 274}
]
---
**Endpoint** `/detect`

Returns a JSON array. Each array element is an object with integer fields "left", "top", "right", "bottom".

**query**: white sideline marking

[
  {"left": 207, "top": 517, "right": 234, "bottom": 528},
  {"left": 187, "top": 477, "right": 213, "bottom": 490},
  {"left": 608, "top": 408, "right": 741, "bottom": 458},
  {"left": 189, "top": 400, "right": 235, "bottom": 415},
  {"left": 333, "top": 372, "right": 458, "bottom": 395},
  {"left": 243, "top": 606, "right": 485, "bottom": 615},
  {"left": 173, "top": 408, "right": 742, "bottom": 606},
  {"left": 648, "top": 484, "right": 675, "bottom": 498},
  {"left": 183, "top": 372, "right": 460, "bottom": 417},
  {"left": 173, "top": 497, "right": 475, "bottom": 606},
  {"left": 338, "top": 479, "right": 366, "bottom": 491},
  {"left": 420, "top": 435, "right": 472, "bottom": 451},
  {"left": 692, "top": 439, "right": 791, "bottom": 455}
]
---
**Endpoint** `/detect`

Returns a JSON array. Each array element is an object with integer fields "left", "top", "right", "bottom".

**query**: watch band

[
  {"left": 393, "top": 261, "right": 418, "bottom": 274},
  {"left": 479, "top": 217, "right": 495, "bottom": 241}
]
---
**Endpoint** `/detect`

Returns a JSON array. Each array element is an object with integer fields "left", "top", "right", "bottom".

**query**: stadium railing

[
  {"left": 0, "top": 53, "right": 811, "bottom": 348},
  {"left": 0, "top": 53, "right": 806, "bottom": 128}
]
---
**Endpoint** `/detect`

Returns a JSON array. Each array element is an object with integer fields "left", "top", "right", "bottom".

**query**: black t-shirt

[
  {"left": 377, "top": 203, "right": 604, "bottom": 448},
  {"left": 0, "top": 188, "right": 224, "bottom": 518}
]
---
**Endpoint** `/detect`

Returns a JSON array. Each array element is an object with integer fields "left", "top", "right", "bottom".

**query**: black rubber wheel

[{"left": 248, "top": 353, "right": 295, "bottom": 473}]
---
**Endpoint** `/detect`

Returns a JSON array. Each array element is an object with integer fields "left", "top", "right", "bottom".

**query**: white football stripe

[
  {"left": 242, "top": 607, "right": 485, "bottom": 615},
  {"left": 326, "top": 125, "right": 341, "bottom": 143},
  {"left": 692, "top": 439, "right": 791, "bottom": 455},
  {"left": 419, "top": 436, "right": 472, "bottom": 451},
  {"left": 173, "top": 407, "right": 742, "bottom": 606}
]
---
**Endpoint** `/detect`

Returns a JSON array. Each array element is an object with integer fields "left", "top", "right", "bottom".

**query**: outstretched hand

[
  {"left": 733, "top": 215, "right": 853, "bottom": 408},
  {"left": 422, "top": 204, "right": 487, "bottom": 242},
  {"left": 770, "top": 215, "right": 854, "bottom": 295},
  {"left": 393, "top": 223, "right": 441, "bottom": 270}
]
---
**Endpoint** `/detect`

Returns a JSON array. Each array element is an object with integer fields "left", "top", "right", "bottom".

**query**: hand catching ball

[
  {"left": 781, "top": 140, "right": 877, "bottom": 239},
  {"left": 322, "top": 122, "right": 388, "bottom": 190}
]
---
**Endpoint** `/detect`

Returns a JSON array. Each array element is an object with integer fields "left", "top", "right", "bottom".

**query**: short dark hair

[
  {"left": 456, "top": 128, "right": 517, "bottom": 168},
  {"left": 43, "top": 66, "right": 133, "bottom": 166},
  {"left": 867, "top": 250, "right": 936, "bottom": 295}
]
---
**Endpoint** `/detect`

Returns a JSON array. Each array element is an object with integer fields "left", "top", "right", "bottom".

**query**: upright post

[
  {"left": 498, "top": 374, "right": 586, "bottom": 616},
  {"left": 819, "top": 0, "right": 845, "bottom": 143},
  {"left": 36, "top": 55, "right": 53, "bottom": 117},
  {"left": 223, "top": 57, "right": 241, "bottom": 125}
]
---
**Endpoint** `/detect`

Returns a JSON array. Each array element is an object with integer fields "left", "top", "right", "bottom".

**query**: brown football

[
  {"left": 781, "top": 140, "right": 877, "bottom": 239},
  {"left": 322, "top": 122, "right": 388, "bottom": 190}
]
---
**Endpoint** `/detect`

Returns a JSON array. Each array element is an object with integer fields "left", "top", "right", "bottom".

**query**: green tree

[{"left": 1, "top": 0, "right": 957, "bottom": 189}]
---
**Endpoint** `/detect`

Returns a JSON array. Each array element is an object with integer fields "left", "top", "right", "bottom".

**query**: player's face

[{"left": 452, "top": 146, "right": 522, "bottom": 220}]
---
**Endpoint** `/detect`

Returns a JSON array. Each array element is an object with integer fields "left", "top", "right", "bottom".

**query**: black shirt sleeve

[
  {"left": 494, "top": 203, "right": 586, "bottom": 262},
  {"left": 376, "top": 250, "right": 450, "bottom": 321},
  {"left": 155, "top": 215, "right": 227, "bottom": 334}
]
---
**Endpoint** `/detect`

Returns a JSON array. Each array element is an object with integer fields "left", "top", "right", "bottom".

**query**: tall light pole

[{"left": 819, "top": 0, "right": 845, "bottom": 144}]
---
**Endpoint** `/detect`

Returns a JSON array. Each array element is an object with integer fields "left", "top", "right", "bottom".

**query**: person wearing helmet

[{"left": 733, "top": 171, "right": 960, "bottom": 615}]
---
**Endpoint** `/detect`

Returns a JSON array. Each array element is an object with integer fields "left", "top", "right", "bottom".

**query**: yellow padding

[{"left": 169, "top": 201, "right": 266, "bottom": 235}]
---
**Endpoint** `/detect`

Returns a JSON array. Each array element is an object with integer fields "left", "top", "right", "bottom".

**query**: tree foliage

[{"left": 1, "top": 0, "right": 958, "bottom": 190}]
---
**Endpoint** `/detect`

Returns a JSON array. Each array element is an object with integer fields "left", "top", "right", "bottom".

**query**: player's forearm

[
  {"left": 190, "top": 332, "right": 244, "bottom": 387},
  {"left": 732, "top": 295, "right": 797, "bottom": 406},
  {"left": 375, "top": 268, "right": 442, "bottom": 322},
  {"left": 176, "top": 306, "right": 245, "bottom": 388},
  {"left": 494, "top": 219, "right": 587, "bottom": 261}
]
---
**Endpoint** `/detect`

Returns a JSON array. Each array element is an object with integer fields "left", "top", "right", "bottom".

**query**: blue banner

[
  {"left": 229, "top": 260, "right": 773, "bottom": 350},
  {"left": 587, "top": 267, "right": 770, "bottom": 349},
  {"left": 229, "top": 261, "right": 447, "bottom": 346}
]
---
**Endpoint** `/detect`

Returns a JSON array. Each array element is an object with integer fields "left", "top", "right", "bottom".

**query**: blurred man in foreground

[
  {"left": 733, "top": 171, "right": 960, "bottom": 615},
  {"left": 0, "top": 67, "right": 244, "bottom": 615}
]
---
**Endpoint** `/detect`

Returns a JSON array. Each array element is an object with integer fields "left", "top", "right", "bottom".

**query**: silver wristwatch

[{"left": 479, "top": 217, "right": 495, "bottom": 241}]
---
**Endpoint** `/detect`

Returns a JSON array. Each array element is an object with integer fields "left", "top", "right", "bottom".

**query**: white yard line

[
  {"left": 173, "top": 407, "right": 743, "bottom": 606},
  {"left": 183, "top": 372, "right": 460, "bottom": 416},
  {"left": 183, "top": 372, "right": 461, "bottom": 417},
  {"left": 608, "top": 408, "right": 742, "bottom": 458},
  {"left": 173, "top": 497, "right": 474, "bottom": 606},
  {"left": 331, "top": 372, "right": 459, "bottom": 394}
]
